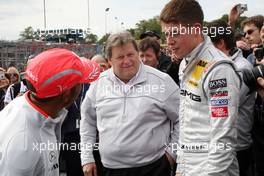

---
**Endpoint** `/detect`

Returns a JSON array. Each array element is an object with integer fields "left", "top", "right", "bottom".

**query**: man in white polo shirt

[{"left": 0, "top": 48, "right": 100, "bottom": 176}]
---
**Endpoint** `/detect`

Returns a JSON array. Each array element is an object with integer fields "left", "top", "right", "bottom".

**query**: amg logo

[
  {"left": 197, "top": 60, "right": 208, "bottom": 67},
  {"left": 180, "top": 89, "right": 201, "bottom": 102},
  {"left": 209, "top": 79, "right": 227, "bottom": 90}
]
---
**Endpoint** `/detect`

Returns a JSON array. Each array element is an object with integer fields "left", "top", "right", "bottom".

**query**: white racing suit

[{"left": 176, "top": 36, "right": 241, "bottom": 176}]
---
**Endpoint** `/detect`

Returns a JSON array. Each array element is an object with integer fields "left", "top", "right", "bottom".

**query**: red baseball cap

[{"left": 25, "top": 48, "right": 100, "bottom": 98}]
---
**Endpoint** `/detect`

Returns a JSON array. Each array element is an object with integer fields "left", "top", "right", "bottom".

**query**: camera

[
  {"left": 237, "top": 4, "right": 248, "bottom": 14},
  {"left": 255, "top": 45, "right": 264, "bottom": 61},
  {"left": 243, "top": 64, "right": 264, "bottom": 91},
  {"left": 0, "top": 72, "right": 5, "bottom": 80}
]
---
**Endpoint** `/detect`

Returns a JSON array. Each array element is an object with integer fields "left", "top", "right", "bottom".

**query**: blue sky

[{"left": 0, "top": 0, "right": 263, "bottom": 40}]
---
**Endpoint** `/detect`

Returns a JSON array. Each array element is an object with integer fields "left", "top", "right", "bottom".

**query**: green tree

[
  {"left": 85, "top": 33, "right": 98, "bottom": 44},
  {"left": 127, "top": 28, "right": 136, "bottom": 38},
  {"left": 98, "top": 33, "right": 110, "bottom": 45},
  {"left": 134, "top": 16, "right": 162, "bottom": 40},
  {"left": 213, "top": 14, "right": 248, "bottom": 30},
  {"left": 19, "top": 26, "right": 35, "bottom": 40}
]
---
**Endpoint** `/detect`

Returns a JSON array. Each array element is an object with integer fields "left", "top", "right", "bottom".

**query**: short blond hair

[{"left": 105, "top": 31, "right": 138, "bottom": 59}]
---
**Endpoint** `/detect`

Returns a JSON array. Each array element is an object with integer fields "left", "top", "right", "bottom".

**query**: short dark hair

[
  {"left": 234, "top": 30, "right": 244, "bottom": 42},
  {"left": 241, "top": 15, "right": 264, "bottom": 31},
  {"left": 139, "top": 37, "right": 160, "bottom": 59},
  {"left": 140, "top": 31, "right": 161, "bottom": 40},
  {"left": 207, "top": 20, "right": 235, "bottom": 50},
  {"left": 160, "top": 0, "right": 204, "bottom": 26}
]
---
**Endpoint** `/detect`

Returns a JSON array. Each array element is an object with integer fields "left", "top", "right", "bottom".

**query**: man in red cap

[{"left": 0, "top": 48, "right": 100, "bottom": 176}]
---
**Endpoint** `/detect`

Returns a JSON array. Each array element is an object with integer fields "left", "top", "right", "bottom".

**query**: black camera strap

[{"left": 229, "top": 47, "right": 239, "bottom": 57}]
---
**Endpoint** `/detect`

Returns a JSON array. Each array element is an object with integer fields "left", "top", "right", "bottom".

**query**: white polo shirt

[{"left": 0, "top": 92, "right": 67, "bottom": 176}]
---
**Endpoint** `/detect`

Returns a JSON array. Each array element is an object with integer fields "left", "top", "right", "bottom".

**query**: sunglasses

[
  {"left": 99, "top": 63, "right": 108, "bottom": 68},
  {"left": 244, "top": 29, "right": 258, "bottom": 37},
  {"left": 9, "top": 73, "right": 18, "bottom": 77}
]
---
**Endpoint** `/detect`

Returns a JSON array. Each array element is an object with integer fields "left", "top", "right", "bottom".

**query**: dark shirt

[
  {"left": 157, "top": 51, "right": 172, "bottom": 72},
  {"left": 0, "top": 89, "right": 5, "bottom": 111},
  {"left": 166, "top": 62, "right": 181, "bottom": 86},
  {"left": 61, "top": 84, "right": 90, "bottom": 135}
]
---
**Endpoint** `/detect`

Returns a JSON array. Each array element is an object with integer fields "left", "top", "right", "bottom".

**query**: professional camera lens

[{"left": 243, "top": 64, "right": 264, "bottom": 91}]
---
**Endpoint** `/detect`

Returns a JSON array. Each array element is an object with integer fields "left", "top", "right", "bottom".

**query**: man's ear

[
  {"left": 214, "top": 39, "right": 225, "bottom": 50},
  {"left": 108, "top": 58, "right": 112, "bottom": 66},
  {"left": 218, "top": 39, "right": 226, "bottom": 50},
  {"left": 59, "top": 89, "right": 73, "bottom": 107}
]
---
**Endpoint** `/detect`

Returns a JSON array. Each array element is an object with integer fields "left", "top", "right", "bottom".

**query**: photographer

[
  {"left": 251, "top": 24, "right": 264, "bottom": 176},
  {"left": 254, "top": 24, "right": 264, "bottom": 98},
  {"left": 241, "top": 15, "right": 264, "bottom": 65}
]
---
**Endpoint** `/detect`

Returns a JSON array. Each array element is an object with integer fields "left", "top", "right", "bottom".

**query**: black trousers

[
  {"left": 253, "top": 129, "right": 264, "bottom": 176},
  {"left": 93, "top": 150, "right": 104, "bottom": 176},
  {"left": 237, "top": 146, "right": 253, "bottom": 176},
  {"left": 102, "top": 155, "right": 171, "bottom": 176},
  {"left": 61, "top": 131, "right": 84, "bottom": 176}
]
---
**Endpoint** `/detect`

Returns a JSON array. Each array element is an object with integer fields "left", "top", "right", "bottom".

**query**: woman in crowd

[
  {"left": 0, "top": 67, "right": 10, "bottom": 111},
  {"left": 6, "top": 66, "right": 20, "bottom": 84}
]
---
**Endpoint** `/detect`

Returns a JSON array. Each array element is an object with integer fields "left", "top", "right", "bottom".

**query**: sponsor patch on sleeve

[
  {"left": 211, "top": 99, "right": 228, "bottom": 106},
  {"left": 211, "top": 106, "right": 228, "bottom": 118},
  {"left": 209, "top": 78, "right": 227, "bottom": 90},
  {"left": 210, "top": 90, "right": 228, "bottom": 97}
]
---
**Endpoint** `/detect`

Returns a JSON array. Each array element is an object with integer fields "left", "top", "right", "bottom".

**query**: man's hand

[
  {"left": 165, "top": 152, "right": 176, "bottom": 166},
  {"left": 257, "top": 77, "right": 264, "bottom": 99},
  {"left": 83, "top": 163, "right": 97, "bottom": 176},
  {"left": 256, "top": 58, "right": 264, "bottom": 65},
  {"left": 257, "top": 77, "right": 264, "bottom": 87},
  {"left": 175, "top": 173, "right": 182, "bottom": 176},
  {"left": 236, "top": 40, "right": 250, "bottom": 50},
  {"left": 228, "top": 4, "right": 240, "bottom": 28}
]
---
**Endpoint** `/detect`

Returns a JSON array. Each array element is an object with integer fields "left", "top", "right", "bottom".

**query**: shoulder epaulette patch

[{"left": 191, "top": 59, "right": 208, "bottom": 81}]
